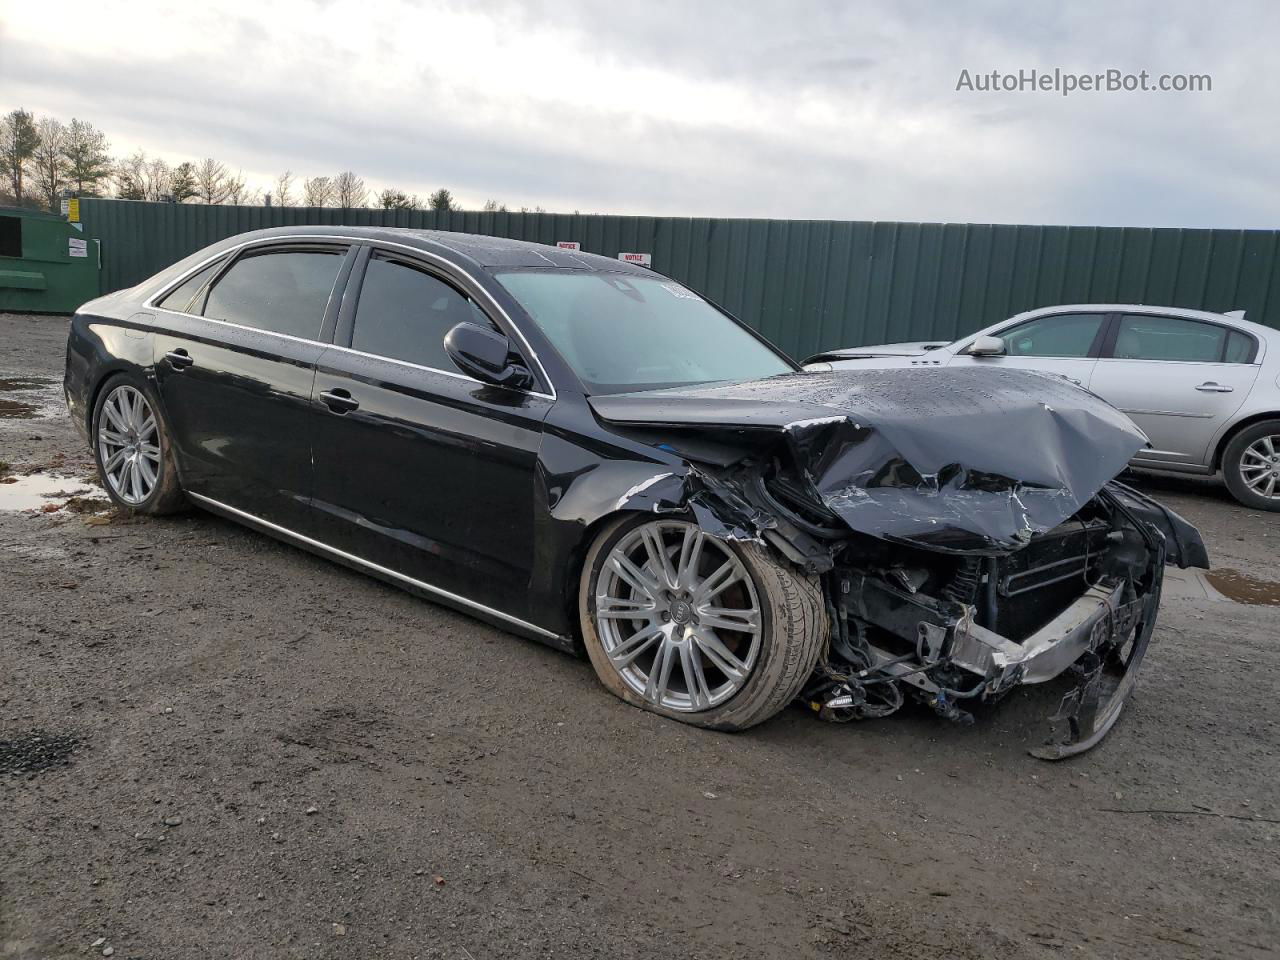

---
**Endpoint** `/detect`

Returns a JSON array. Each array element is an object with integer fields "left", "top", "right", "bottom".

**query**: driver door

[
  {"left": 946, "top": 311, "right": 1111, "bottom": 389},
  {"left": 309, "top": 249, "right": 554, "bottom": 620}
]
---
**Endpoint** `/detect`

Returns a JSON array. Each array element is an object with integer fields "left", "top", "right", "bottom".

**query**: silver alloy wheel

[
  {"left": 1239, "top": 434, "right": 1280, "bottom": 500},
  {"left": 594, "top": 520, "right": 762, "bottom": 712},
  {"left": 98, "top": 385, "right": 161, "bottom": 505}
]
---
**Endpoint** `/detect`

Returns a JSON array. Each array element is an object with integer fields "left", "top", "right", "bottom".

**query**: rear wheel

[
  {"left": 1222, "top": 420, "right": 1280, "bottom": 511},
  {"left": 93, "top": 375, "right": 186, "bottom": 515},
  {"left": 579, "top": 516, "right": 826, "bottom": 731}
]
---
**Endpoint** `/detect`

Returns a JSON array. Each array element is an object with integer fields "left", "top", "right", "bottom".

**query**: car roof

[
  {"left": 1007, "top": 302, "right": 1277, "bottom": 340},
  {"left": 211, "top": 225, "right": 653, "bottom": 275}
]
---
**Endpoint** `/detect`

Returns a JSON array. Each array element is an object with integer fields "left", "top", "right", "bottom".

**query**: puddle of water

[
  {"left": 0, "top": 376, "right": 53, "bottom": 392},
  {"left": 0, "top": 398, "right": 37, "bottom": 419},
  {"left": 0, "top": 374, "right": 61, "bottom": 419},
  {"left": 0, "top": 471, "right": 103, "bottom": 513},
  {"left": 1204, "top": 568, "right": 1280, "bottom": 606}
]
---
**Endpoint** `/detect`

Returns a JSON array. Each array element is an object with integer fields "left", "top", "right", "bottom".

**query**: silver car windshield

[{"left": 495, "top": 270, "right": 794, "bottom": 394}]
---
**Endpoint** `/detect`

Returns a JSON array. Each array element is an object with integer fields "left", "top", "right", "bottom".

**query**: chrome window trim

[
  {"left": 142, "top": 233, "right": 559, "bottom": 400},
  {"left": 187, "top": 492, "right": 563, "bottom": 642},
  {"left": 1101, "top": 313, "right": 1262, "bottom": 366},
  {"left": 319, "top": 342, "right": 555, "bottom": 401}
]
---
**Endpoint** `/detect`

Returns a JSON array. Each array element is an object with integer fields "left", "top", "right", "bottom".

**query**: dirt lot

[{"left": 2, "top": 311, "right": 1277, "bottom": 960}]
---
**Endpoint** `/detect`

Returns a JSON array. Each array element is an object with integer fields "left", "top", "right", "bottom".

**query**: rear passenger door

[
  {"left": 310, "top": 248, "right": 553, "bottom": 619},
  {"left": 1089, "top": 314, "right": 1260, "bottom": 468},
  {"left": 152, "top": 241, "right": 354, "bottom": 532}
]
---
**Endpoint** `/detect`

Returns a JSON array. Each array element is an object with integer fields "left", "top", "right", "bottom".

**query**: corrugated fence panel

[{"left": 79, "top": 198, "right": 1280, "bottom": 357}]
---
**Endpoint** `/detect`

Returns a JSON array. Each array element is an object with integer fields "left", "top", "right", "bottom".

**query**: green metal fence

[{"left": 79, "top": 198, "right": 1280, "bottom": 360}]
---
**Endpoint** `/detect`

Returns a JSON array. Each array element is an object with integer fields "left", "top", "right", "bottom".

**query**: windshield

[{"left": 494, "top": 270, "right": 795, "bottom": 393}]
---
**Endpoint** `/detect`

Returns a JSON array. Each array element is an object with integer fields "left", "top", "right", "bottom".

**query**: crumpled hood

[{"left": 589, "top": 367, "right": 1149, "bottom": 552}]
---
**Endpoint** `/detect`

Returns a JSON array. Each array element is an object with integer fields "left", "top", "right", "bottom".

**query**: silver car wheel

[
  {"left": 594, "top": 520, "right": 763, "bottom": 712},
  {"left": 98, "top": 385, "right": 161, "bottom": 505},
  {"left": 1238, "top": 434, "right": 1280, "bottom": 500}
]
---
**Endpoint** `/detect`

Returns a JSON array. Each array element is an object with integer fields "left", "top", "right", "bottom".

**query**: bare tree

[
  {"left": 302, "top": 175, "right": 334, "bottom": 207},
  {"left": 170, "top": 161, "right": 198, "bottom": 202},
  {"left": 481, "top": 199, "right": 508, "bottom": 212},
  {"left": 334, "top": 171, "right": 367, "bottom": 209},
  {"left": 194, "top": 157, "right": 232, "bottom": 204},
  {"left": 273, "top": 170, "right": 295, "bottom": 207},
  {"left": 428, "top": 188, "right": 455, "bottom": 212},
  {"left": 31, "top": 117, "right": 68, "bottom": 211},
  {"left": 114, "top": 150, "right": 147, "bottom": 200},
  {"left": 0, "top": 109, "right": 40, "bottom": 204},
  {"left": 144, "top": 156, "right": 173, "bottom": 201},
  {"left": 61, "top": 118, "right": 112, "bottom": 196},
  {"left": 377, "top": 188, "right": 418, "bottom": 210},
  {"left": 224, "top": 170, "right": 248, "bottom": 205}
]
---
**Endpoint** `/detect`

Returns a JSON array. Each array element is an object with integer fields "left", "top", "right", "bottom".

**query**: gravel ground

[{"left": 1, "top": 311, "right": 1277, "bottom": 960}]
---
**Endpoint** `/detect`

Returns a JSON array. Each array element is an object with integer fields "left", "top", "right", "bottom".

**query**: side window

[
  {"left": 350, "top": 255, "right": 496, "bottom": 370},
  {"left": 1114, "top": 314, "right": 1227, "bottom": 362},
  {"left": 998, "top": 313, "right": 1105, "bottom": 358},
  {"left": 156, "top": 257, "right": 226, "bottom": 313},
  {"left": 203, "top": 248, "right": 345, "bottom": 339},
  {"left": 1224, "top": 330, "right": 1257, "bottom": 364}
]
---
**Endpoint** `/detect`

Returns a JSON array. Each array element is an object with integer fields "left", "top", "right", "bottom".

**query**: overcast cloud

[{"left": 1, "top": 0, "right": 1275, "bottom": 226}]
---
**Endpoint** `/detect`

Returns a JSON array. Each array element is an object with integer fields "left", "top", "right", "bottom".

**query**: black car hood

[{"left": 590, "top": 367, "right": 1150, "bottom": 553}]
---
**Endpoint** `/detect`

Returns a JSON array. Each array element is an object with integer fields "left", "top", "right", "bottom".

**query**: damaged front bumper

[{"left": 805, "top": 491, "right": 1179, "bottom": 759}]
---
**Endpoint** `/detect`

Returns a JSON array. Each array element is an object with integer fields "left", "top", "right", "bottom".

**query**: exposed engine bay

[{"left": 591, "top": 366, "right": 1210, "bottom": 757}]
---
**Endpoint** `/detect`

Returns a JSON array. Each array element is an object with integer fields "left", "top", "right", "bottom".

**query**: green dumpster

[{"left": 0, "top": 205, "right": 101, "bottom": 313}]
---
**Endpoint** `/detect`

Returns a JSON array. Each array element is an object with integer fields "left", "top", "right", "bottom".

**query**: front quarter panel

[{"left": 527, "top": 399, "right": 689, "bottom": 639}]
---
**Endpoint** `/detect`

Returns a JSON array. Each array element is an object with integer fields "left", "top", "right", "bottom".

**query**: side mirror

[
  {"left": 966, "top": 335, "right": 1006, "bottom": 357},
  {"left": 444, "top": 321, "right": 534, "bottom": 390}
]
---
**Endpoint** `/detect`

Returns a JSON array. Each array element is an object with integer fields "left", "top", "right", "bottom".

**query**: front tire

[
  {"left": 92, "top": 374, "right": 186, "bottom": 514},
  {"left": 1222, "top": 420, "right": 1280, "bottom": 511},
  {"left": 579, "top": 515, "right": 827, "bottom": 731}
]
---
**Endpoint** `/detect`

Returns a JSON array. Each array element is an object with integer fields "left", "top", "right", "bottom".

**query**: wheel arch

[
  {"left": 85, "top": 363, "right": 159, "bottom": 446},
  {"left": 1212, "top": 411, "right": 1280, "bottom": 470}
]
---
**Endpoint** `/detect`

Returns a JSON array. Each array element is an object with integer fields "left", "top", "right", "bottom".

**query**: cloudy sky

[{"left": 2, "top": 0, "right": 1275, "bottom": 227}]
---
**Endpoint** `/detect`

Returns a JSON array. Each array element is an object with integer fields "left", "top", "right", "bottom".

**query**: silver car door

[{"left": 1088, "top": 314, "right": 1259, "bottom": 469}]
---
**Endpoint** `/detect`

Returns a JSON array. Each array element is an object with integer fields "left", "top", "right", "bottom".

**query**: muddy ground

[{"left": 1, "top": 311, "right": 1277, "bottom": 960}]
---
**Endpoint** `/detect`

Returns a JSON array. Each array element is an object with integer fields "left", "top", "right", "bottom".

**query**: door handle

[
  {"left": 164, "top": 349, "right": 194, "bottom": 370},
  {"left": 1195, "top": 382, "right": 1234, "bottom": 393},
  {"left": 319, "top": 388, "right": 360, "bottom": 413}
]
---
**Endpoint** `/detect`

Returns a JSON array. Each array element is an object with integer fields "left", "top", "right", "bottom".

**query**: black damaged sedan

[{"left": 64, "top": 227, "right": 1209, "bottom": 757}]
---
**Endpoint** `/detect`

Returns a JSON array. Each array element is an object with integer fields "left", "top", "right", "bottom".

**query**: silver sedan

[{"left": 808, "top": 304, "right": 1280, "bottom": 510}]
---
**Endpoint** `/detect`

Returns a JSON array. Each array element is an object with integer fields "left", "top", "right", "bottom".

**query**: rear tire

[
  {"left": 92, "top": 374, "right": 187, "bottom": 515},
  {"left": 1222, "top": 419, "right": 1280, "bottom": 511},
  {"left": 579, "top": 515, "right": 827, "bottom": 731}
]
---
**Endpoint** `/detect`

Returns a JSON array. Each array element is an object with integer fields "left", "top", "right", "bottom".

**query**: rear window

[
  {"left": 1115, "top": 314, "right": 1241, "bottom": 362},
  {"left": 156, "top": 257, "right": 226, "bottom": 314},
  {"left": 203, "top": 247, "right": 345, "bottom": 340},
  {"left": 1224, "top": 330, "right": 1258, "bottom": 363}
]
